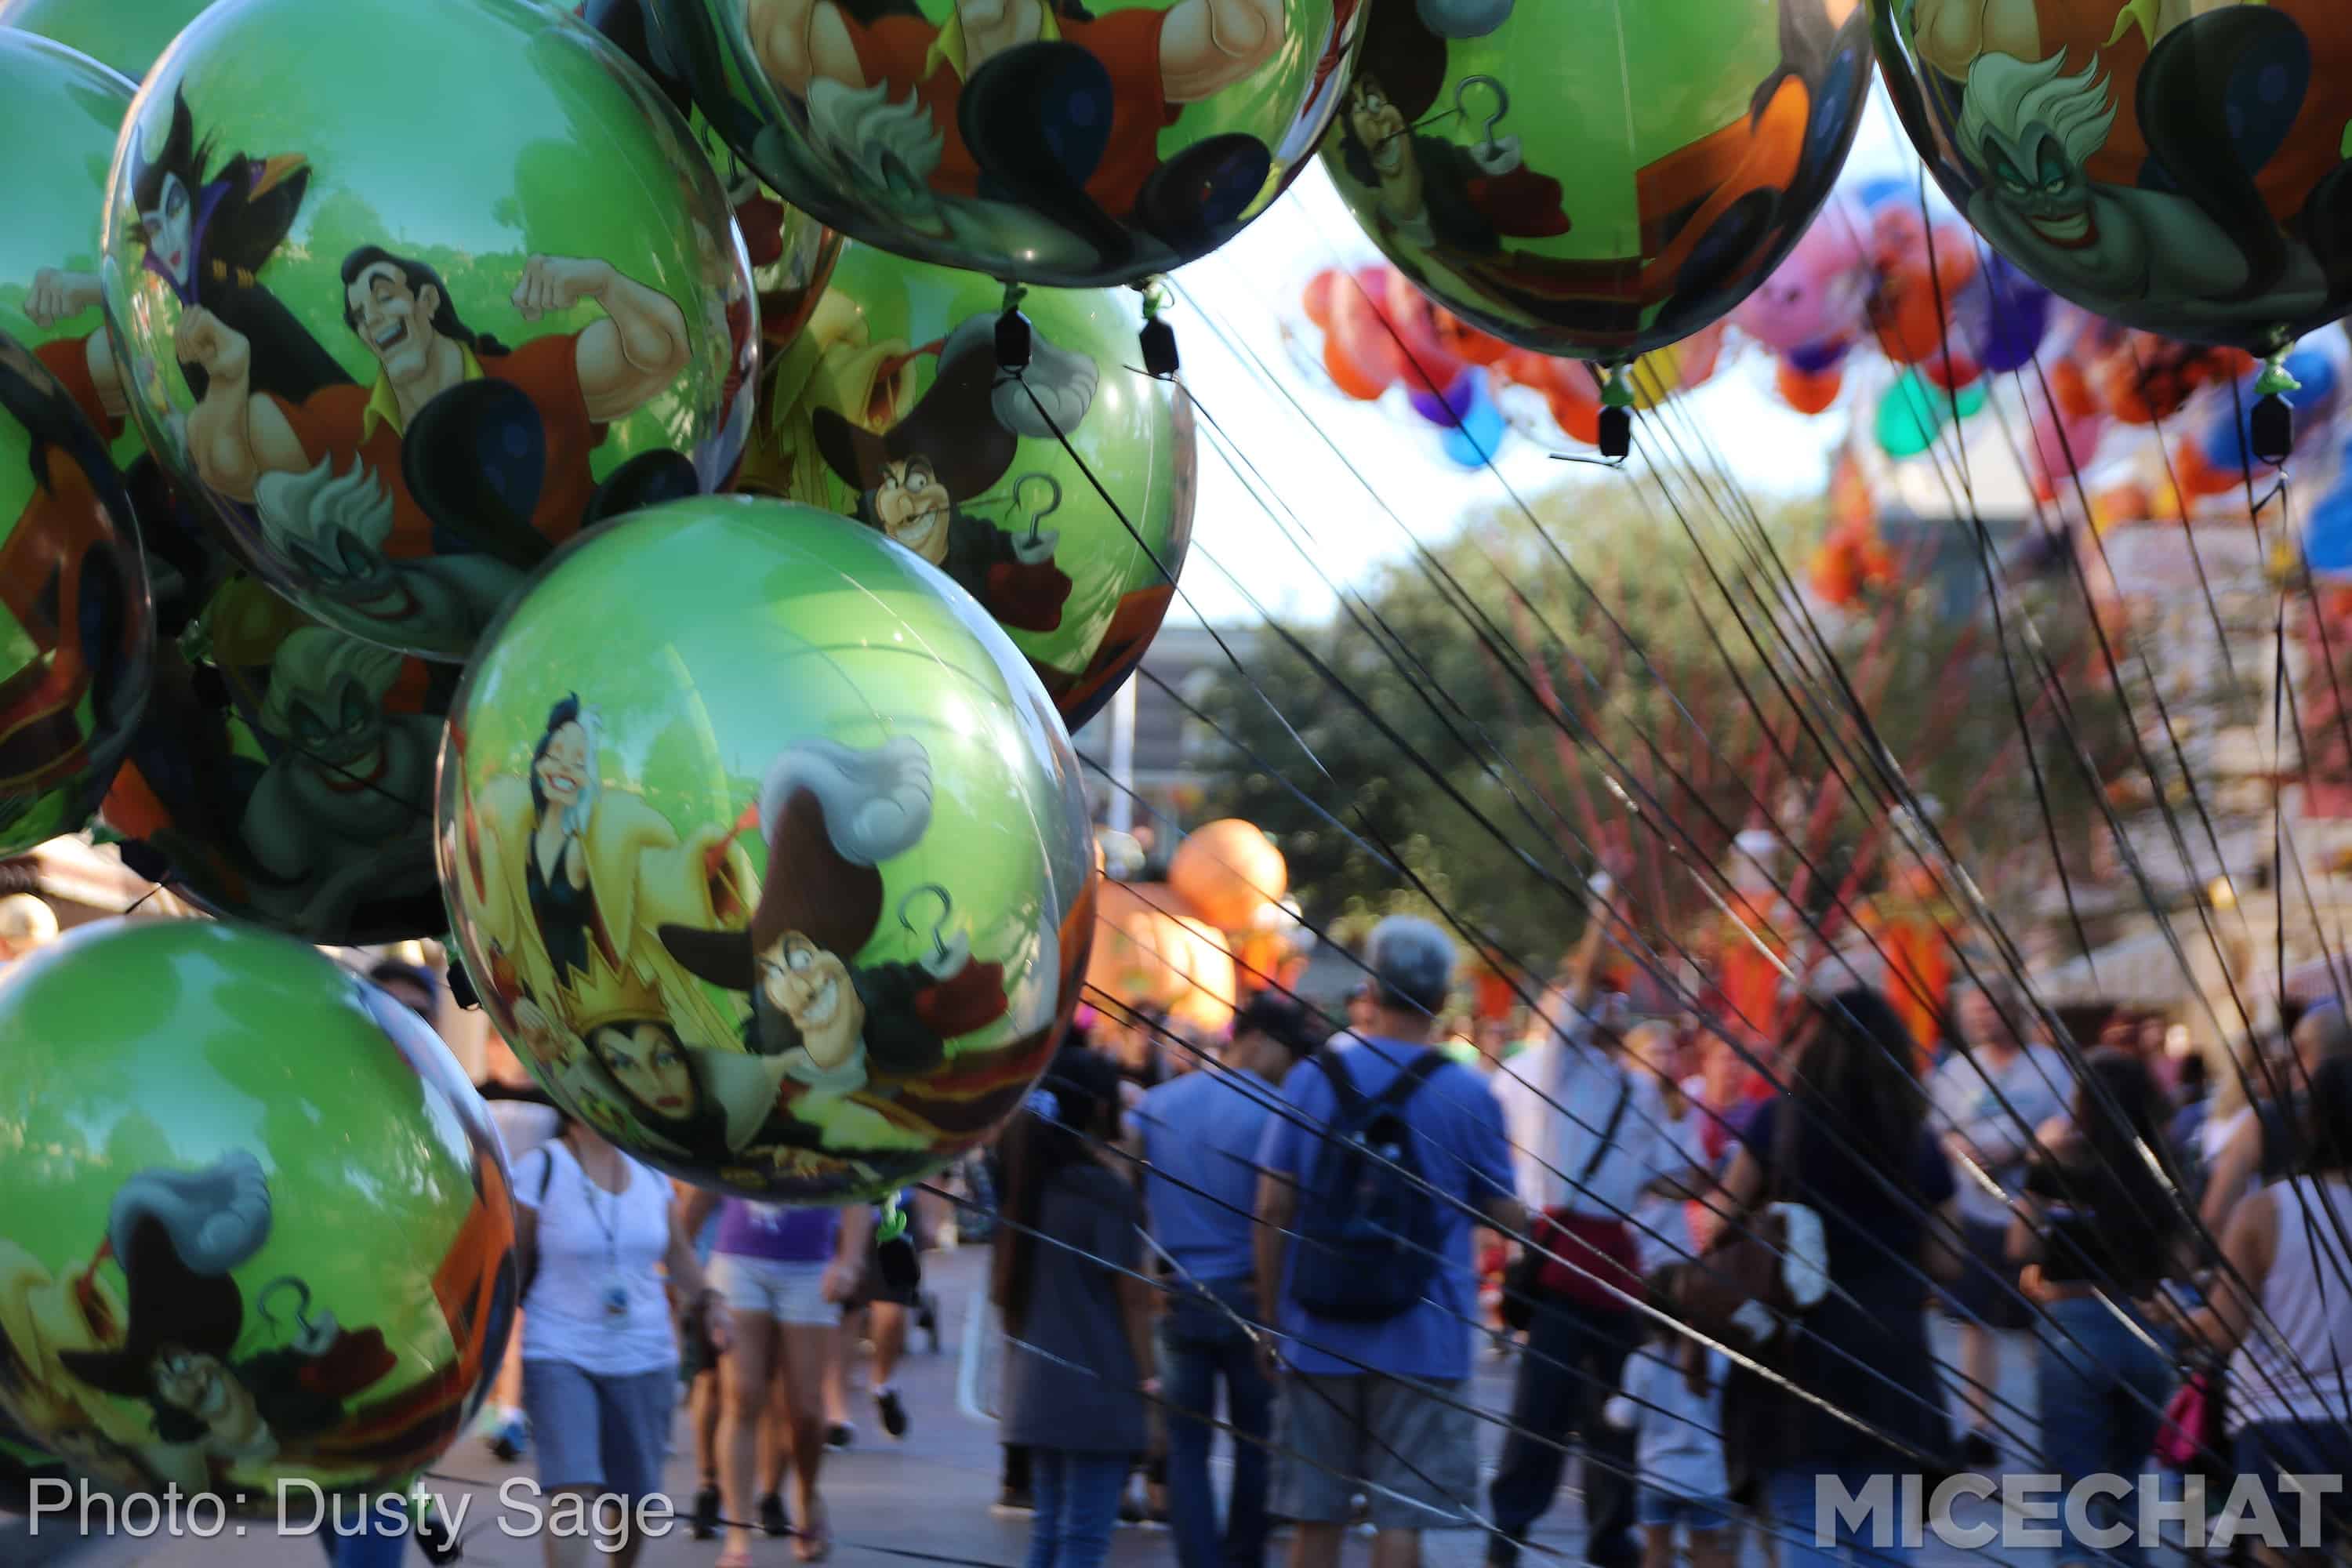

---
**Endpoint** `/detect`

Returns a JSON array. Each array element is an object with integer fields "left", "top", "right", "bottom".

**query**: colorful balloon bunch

[{"left": 1298, "top": 265, "right": 1724, "bottom": 460}]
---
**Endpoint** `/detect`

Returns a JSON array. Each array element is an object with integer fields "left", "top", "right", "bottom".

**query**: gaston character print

[
  {"left": 178, "top": 243, "right": 695, "bottom": 588},
  {"left": 739, "top": 0, "right": 1290, "bottom": 271}
]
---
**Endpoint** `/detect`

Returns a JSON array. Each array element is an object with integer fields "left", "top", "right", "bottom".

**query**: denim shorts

[
  {"left": 712, "top": 1254, "right": 835, "bottom": 1326},
  {"left": 520, "top": 1360, "right": 672, "bottom": 1497},
  {"left": 1639, "top": 1489, "right": 1737, "bottom": 1531}
]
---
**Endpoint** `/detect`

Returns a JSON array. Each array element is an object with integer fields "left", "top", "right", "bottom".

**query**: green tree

[{"left": 1194, "top": 477, "right": 2128, "bottom": 978}]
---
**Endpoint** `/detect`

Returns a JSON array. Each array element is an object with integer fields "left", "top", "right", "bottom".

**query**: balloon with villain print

[
  {"left": 0, "top": 327, "right": 154, "bottom": 856},
  {"left": 2, "top": 29, "right": 233, "bottom": 641},
  {"left": 644, "top": 0, "right": 1365, "bottom": 289},
  {"left": 98, "top": 574, "right": 451, "bottom": 945},
  {"left": 94, "top": 0, "right": 757, "bottom": 666},
  {"left": 1875, "top": 0, "right": 2352, "bottom": 356},
  {"left": 576, "top": 0, "right": 847, "bottom": 354},
  {"left": 1320, "top": 0, "right": 1871, "bottom": 361},
  {"left": 437, "top": 497, "right": 1097, "bottom": 1204},
  {"left": 0, "top": 0, "right": 209, "bottom": 80},
  {"left": 734, "top": 241, "right": 1192, "bottom": 728},
  {"left": 0, "top": 919, "right": 515, "bottom": 1512}
]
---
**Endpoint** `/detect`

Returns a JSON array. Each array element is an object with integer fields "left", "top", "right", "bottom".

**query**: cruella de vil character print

[{"left": 660, "top": 735, "right": 1047, "bottom": 1156}]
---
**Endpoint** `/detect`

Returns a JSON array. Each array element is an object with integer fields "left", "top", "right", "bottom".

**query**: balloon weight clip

[
  {"left": 1142, "top": 316, "right": 1179, "bottom": 377},
  {"left": 2252, "top": 393, "right": 2293, "bottom": 468},
  {"left": 446, "top": 952, "right": 482, "bottom": 1011},
  {"left": 1598, "top": 405, "right": 1632, "bottom": 459},
  {"left": 996, "top": 282, "right": 1033, "bottom": 374}
]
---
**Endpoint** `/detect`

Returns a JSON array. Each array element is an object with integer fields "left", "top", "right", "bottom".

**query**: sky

[{"left": 1156, "top": 95, "right": 1925, "bottom": 630}]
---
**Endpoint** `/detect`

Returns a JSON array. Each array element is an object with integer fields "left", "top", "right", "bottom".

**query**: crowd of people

[{"left": 13, "top": 873, "right": 2352, "bottom": 1568}]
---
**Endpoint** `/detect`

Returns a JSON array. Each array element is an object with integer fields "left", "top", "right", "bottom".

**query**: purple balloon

[
  {"left": 1971, "top": 256, "right": 2052, "bottom": 373},
  {"left": 1408, "top": 368, "right": 1477, "bottom": 426}
]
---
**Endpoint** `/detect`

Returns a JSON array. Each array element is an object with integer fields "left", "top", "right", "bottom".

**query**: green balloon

[
  {"left": 1875, "top": 368, "right": 1947, "bottom": 459},
  {"left": 1872, "top": 0, "right": 2352, "bottom": 357},
  {"left": 0, "top": 327, "right": 154, "bottom": 856},
  {"left": 644, "top": 0, "right": 1359, "bottom": 287},
  {"left": 0, "top": 0, "right": 207, "bottom": 82},
  {"left": 98, "top": 0, "right": 756, "bottom": 665},
  {"left": 1320, "top": 0, "right": 1872, "bottom": 358},
  {"left": 0, "top": 35, "right": 157, "bottom": 851},
  {"left": 0, "top": 31, "right": 140, "bottom": 470},
  {"left": 1955, "top": 379, "right": 1988, "bottom": 420},
  {"left": 0, "top": 919, "right": 514, "bottom": 1511},
  {"left": 96, "top": 572, "right": 450, "bottom": 946},
  {"left": 739, "top": 240, "right": 1192, "bottom": 729},
  {"left": 438, "top": 498, "right": 1095, "bottom": 1204}
]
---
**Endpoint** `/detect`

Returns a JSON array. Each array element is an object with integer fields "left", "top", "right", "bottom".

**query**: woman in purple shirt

[{"left": 679, "top": 1192, "right": 869, "bottom": 1566}]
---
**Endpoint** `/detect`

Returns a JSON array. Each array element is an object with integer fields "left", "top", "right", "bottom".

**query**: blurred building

[{"left": 1069, "top": 623, "right": 1256, "bottom": 851}]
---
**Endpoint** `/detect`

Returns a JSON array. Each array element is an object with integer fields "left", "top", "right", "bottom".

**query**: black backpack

[{"left": 1289, "top": 1048, "right": 1452, "bottom": 1323}]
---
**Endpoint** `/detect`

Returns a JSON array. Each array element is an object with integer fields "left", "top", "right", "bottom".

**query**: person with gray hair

[
  {"left": 1255, "top": 914, "right": 1526, "bottom": 1568},
  {"left": 1927, "top": 971, "right": 2070, "bottom": 1468}
]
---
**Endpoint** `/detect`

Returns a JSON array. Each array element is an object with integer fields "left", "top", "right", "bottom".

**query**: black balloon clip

[
  {"left": 1142, "top": 317, "right": 1180, "bottom": 378},
  {"left": 1599, "top": 405, "right": 1632, "bottom": 460},
  {"left": 2251, "top": 392, "right": 2293, "bottom": 468},
  {"left": 445, "top": 952, "right": 482, "bottom": 1011},
  {"left": 996, "top": 307, "right": 1033, "bottom": 375}
]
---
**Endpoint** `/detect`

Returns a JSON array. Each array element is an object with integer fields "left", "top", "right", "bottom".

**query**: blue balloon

[
  {"left": 2200, "top": 346, "right": 2341, "bottom": 474},
  {"left": 1439, "top": 369, "right": 1504, "bottom": 468},
  {"left": 2303, "top": 440, "right": 2352, "bottom": 578}
]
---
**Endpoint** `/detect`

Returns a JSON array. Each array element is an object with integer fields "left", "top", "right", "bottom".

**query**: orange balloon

[
  {"left": 1165, "top": 916, "right": 1240, "bottom": 1036},
  {"left": 1777, "top": 360, "right": 1843, "bottom": 414},
  {"left": 1169, "top": 819, "right": 1288, "bottom": 932},
  {"left": 1084, "top": 883, "right": 1238, "bottom": 1036},
  {"left": 1323, "top": 332, "right": 1391, "bottom": 402},
  {"left": 2172, "top": 438, "right": 2240, "bottom": 500},
  {"left": 1436, "top": 309, "right": 1512, "bottom": 367}
]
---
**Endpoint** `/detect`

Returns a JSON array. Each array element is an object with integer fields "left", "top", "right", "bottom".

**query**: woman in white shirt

[
  {"left": 2165, "top": 1055, "right": 2352, "bottom": 1566},
  {"left": 515, "top": 1115, "right": 728, "bottom": 1568}
]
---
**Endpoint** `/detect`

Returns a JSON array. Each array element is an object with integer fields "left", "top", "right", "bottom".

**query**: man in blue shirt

[
  {"left": 1138, "top": 993, "right": 1323, "bottom": 1568},
  {"left": 1254, "top": 917, "right": 1525, "bottom": 1568}
]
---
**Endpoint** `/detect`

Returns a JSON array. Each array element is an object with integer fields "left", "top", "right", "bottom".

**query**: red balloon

[
  {"left": 1327, "top": 270, "right": 1408, "bottom": 390},
  {"left": 1777, "top": 360, "right": 1843, "bottom": 415},
  {"left": 1302, "top": 269, "right": 1340, "bottom": 330},
  {"left": 1379, "top": 268, "right": 1467, "bottom": 391}
]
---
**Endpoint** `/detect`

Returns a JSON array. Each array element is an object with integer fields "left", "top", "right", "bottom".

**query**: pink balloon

[
  {"left": 1733, "top": 219, "right": 1870, "bottom": 354},
  {"left": 2031, "top": 405, "right": 2106, "bottom": 499}
]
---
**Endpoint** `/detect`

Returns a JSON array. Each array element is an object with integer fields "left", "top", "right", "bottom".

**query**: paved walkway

[{"left": 1, "top": 1247, "right": 2122, "bottom": 1568}]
